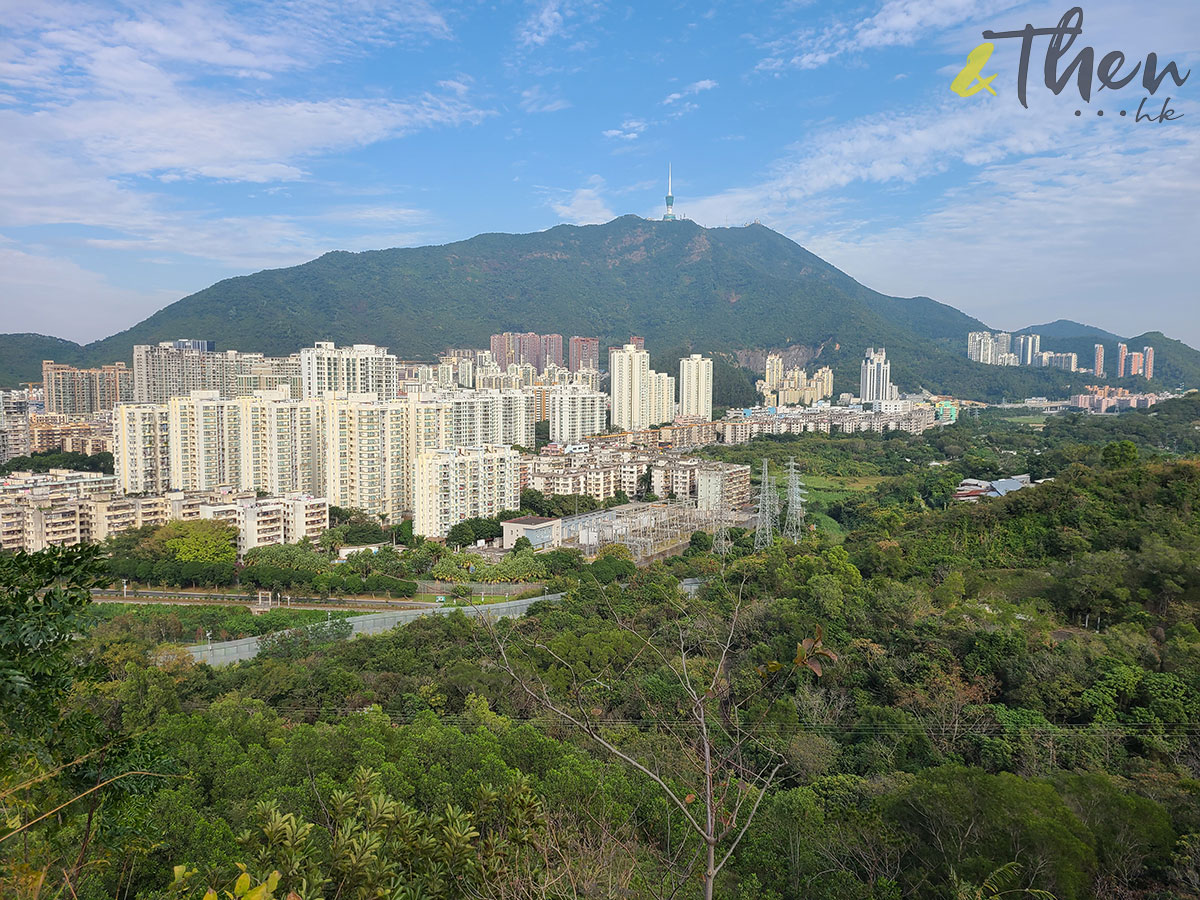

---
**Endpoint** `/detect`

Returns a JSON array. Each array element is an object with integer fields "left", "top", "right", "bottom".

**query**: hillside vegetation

[{"left": 4, "top": 218, "right": 1195, "bottom": 400}]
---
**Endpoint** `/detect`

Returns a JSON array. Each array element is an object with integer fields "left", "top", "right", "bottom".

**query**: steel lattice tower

[
  {"left": 711, "top": 476, "right": 732, "bottom": 556},
  {"left": 753, "top": 458, "right": 777, "bottom": 550},
  {"left": 782, "top": 456, "right": 809, "bottom": 542}
]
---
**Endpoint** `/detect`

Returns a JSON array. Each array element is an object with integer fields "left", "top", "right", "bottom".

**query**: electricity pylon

[
  {"left": 753, "top": 459, "right": 777, "bottom": 550},
  {"left": 782, "top": 456, "right": 809, "bottom": 542}
]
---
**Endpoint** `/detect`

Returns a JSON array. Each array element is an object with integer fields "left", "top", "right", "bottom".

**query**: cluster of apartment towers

[
  {"left": 26, "top": 337, "right": 713, "bottom": 540},
  {"left": 967, "top": 331, "right": 1154, "bottom": 379}
]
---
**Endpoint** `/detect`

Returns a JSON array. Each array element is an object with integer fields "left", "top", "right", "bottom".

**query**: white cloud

[
  {"left": 757, "top": 0, "right": 1025, "bottom": 71},
  {"left": 0, "top": 242, "right": 180, "bottom": 343},
  {"left": 517, "top": 0, "right": 565, "bottom": 47},
  {"left": 550, "top": 175, "right": 615, "bottom": 224},
  {"left": 520, "top": 85, "right": 572, "bottom": 113},
  {"left": 683, "top": 76, "right": 1200, "bottom": 343},
  {"left": 602, "top": 118, "right": 646, "bottom": 139},
  {"left": 663, "top": 78, "right": 718, "bottom": 104}
]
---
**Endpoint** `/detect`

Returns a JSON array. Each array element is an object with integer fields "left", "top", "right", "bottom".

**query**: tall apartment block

[
  {"left": 299, "top": 342, "right": 399, "bottom": 399},
  {"left": 113, "top": 405, "right": 171, "bottom": 494},
  {"left": 678, "top": 354, "right": 713, "bottom": 422},
  {"left": 1117, "top": 343, "right": 1128, "bottom": 377},
  {"left": 42, "top": 361, "right": 133, "bottom": 415},
  {"left": 568, "top": 336, "right": 600, "bottom": 373},
  {"left": 547, "top": 385, "right": 607, "bottom": 443},
  {"left": 1094, "top": 344, "right": 1105, "bottom": 377},
  {"left": 1143, "top": 346, "right": 1155, "bottom": 380},
  {"left": 860, "top": 348, "right": 898, "bottom": 404},
  {"left": 413, "top": 445, "right": 521, "bottom": 538},
  {"left": 1016, "top": 333, "right": 1041, "bottom": 366}
]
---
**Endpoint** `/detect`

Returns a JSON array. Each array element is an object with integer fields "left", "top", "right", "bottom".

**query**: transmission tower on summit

[
  {"left": 782, "top": 457, "right": 809, "bottom": 542},
  {"left": 753, "top": 458, "right": 777, "bottom": 550},
  {"left": 663, "top": 163, "right": 676, "bottom": 221}
]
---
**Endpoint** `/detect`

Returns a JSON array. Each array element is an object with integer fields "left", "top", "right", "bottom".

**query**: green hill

[{"left": 1, "top": 217, "right": 1195, "bottom": 402}]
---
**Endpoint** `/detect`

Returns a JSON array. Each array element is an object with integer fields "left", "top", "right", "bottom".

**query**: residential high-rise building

[
  {"left": 769, "top": 366, "right": 834, "bottom": 407},
  {"left": 490, "top": 333, "right": 520, "bottom": 369},
  {"left": 860, "top": 348, "right": 896, "bottom": 404},
  {"left": 679, "top": 354, "right": 713, "bottom": 421},
  {"left": 0, "top": 391, "right": 32, "bottom": 465},
  {"left": 609, "top": 343, "right": 652, "bottom": 432},
  {"left": 568, "top": 336, "right": 600, "bottom": 372},
  {"left": 649, "top": 371, "right": 676, "bottom": 426},
  {"left": 547, "top": 385, "right": 607, "bottom": 443},
  {"left": 764, "top": 354, "right": 784, "bottom": 391},
  {"left": 1043, "top": 352, "right": 1078, "bottom": 371},
  {"left": 1016, "top": 333, "right": 1041, "bottom": 366},
  {"left": 237, "top": 354, "right": 303, "bottom": 398},
  {"left": 133, "top": 341, "right": 240, "bottom": 402},
  {"left": 967, "top": 331, "right": 996, "bottom": 365},
  {"left": 43, "top": 361, "right": 133, "bottom": 415},
  {"left": 1094, "top": 344, "right": 1105, "bottom": 377},
  {"left": 540, "top": 334, "right": 564, "bottom": 370},
  {"left": 299, "top": 342, "right": 399, "bottom": 399},
  {"left": 1143, "top": 346, "right": 1155, "bottom": 380},
  {"left": 994, "top": 332, "right": 1012, "bottom": 357},
  {"left": 413, "top": 445, "right": 521, "bottom": 538},
  {"left": 320, "top": 395, "right": 411, "bottom": 519},
  {"left": 165, "top": 390, "right": 326, "bottom": 497},
  {"left": 113, "top": 404, "right": 171, "bottom": 494},
  {"left": 629, "top": 335, "right": 645, "bottom": 351},
  {"left": 1128, "top": 351, "right": 1145, "bottom": 376},
  {"left": 1117, "top": 342, "right": 1128, "bottom": 378}
]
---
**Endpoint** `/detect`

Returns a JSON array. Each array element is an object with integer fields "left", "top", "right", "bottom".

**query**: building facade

[
  {"left": 43, "top": 361, "right": 133, "bottom": 415},
  {"left": 299, "top": 342, "right": 399, "bottom": 399},
  {"left": 678, "top": 354, "right": 713, "bottom": 422},
  {"left": 413, "top": 445, "right": 521, "bottom": 538}
]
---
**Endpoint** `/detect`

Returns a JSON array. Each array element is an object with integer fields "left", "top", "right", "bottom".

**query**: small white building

[{"left": 502, "top": 515, "right": 562, "bottom": 550}]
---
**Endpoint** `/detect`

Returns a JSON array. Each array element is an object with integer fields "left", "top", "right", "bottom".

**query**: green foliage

[
  {"left": 159, "top": 520, "right": 238, "bottom": 565},
  {"left": 8, "top": 412, "right": 1200, "bottom": 900},
  {"left": 0, "top": 448, "right": 113, "bottom": 476},
  {"left": 0, "top": 545, "right": 107, "bottom": 745}
]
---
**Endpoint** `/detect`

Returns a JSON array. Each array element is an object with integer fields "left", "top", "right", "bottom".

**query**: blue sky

[{"left": 1, "top": 0, "right": 1197, "bottom": 345}]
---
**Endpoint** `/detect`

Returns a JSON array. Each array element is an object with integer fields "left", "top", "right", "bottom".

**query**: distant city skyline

[{"left": 1, "top": 1, "right": 1196, "bottom": 345}]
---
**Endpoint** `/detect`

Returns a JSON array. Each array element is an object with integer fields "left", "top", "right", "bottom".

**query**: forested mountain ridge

[{"left": 3, "top": 216, "right": 1197, "bottom": 399}]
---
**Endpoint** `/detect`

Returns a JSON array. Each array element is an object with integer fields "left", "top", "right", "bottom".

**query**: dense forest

[{"left": 3, "top": 397, "right": 1200, "bottom": 899}]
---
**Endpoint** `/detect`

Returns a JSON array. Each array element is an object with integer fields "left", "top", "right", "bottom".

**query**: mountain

[
  {"left": 2, "top": 216, "right": 1196, "bottom": 401},
  {"left": 1017, "top": 320, "right": 1124, "bottom": 342},
  {"left": 0, "top": 333, "right": 90, "bottom": 389},
  {"left": 1012, "top": 324, "right": 1200, "bottom": 389}
]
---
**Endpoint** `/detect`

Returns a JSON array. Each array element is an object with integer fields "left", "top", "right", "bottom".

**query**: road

[{"left": 92, "top": 588, "right": 434, "bottom": 613}]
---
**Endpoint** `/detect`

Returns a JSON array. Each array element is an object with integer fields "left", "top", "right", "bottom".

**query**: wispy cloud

[
  {"left": 549, "top": 175, "right": 615, "bottom": 224},
  {"left": 517, "top": 0, "right": 566, "bottom": 47},
  {"left": 663, "top": 78, "right": 718, "bottom": 104},
  {"left": 756, "top": 0, "right": 1021, "bottom": 71},
  {"left": 520, "top": 85, "right": 572, "bottom": 113},
  {"left": 602, "top": 118, "right": 646, "bottom": 139}
]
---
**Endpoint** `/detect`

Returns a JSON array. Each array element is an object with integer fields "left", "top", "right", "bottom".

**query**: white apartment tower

[
  {"left": 413, "top": 445, "right": 521, "bottom": 538},
  {"left": 548, "top": 385, "right": 608, "bottom": 443},
  {"left": 860, "top": 347, "right": 897, "bottom": 404},
  {"left": 678, "top": 354, "right": 713, "bottom": 421},
  {"left": 650, "top": 371, "right": 676, "bottom": 426},
  {"left": 609, "top": 343, "right": 652, "bottom": 432},
  {"left": 113, "top": 405, "right": 171, "bottom": 494},
  {"left": 299, "top": 342, "right": 400, "bottom": 400}
]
